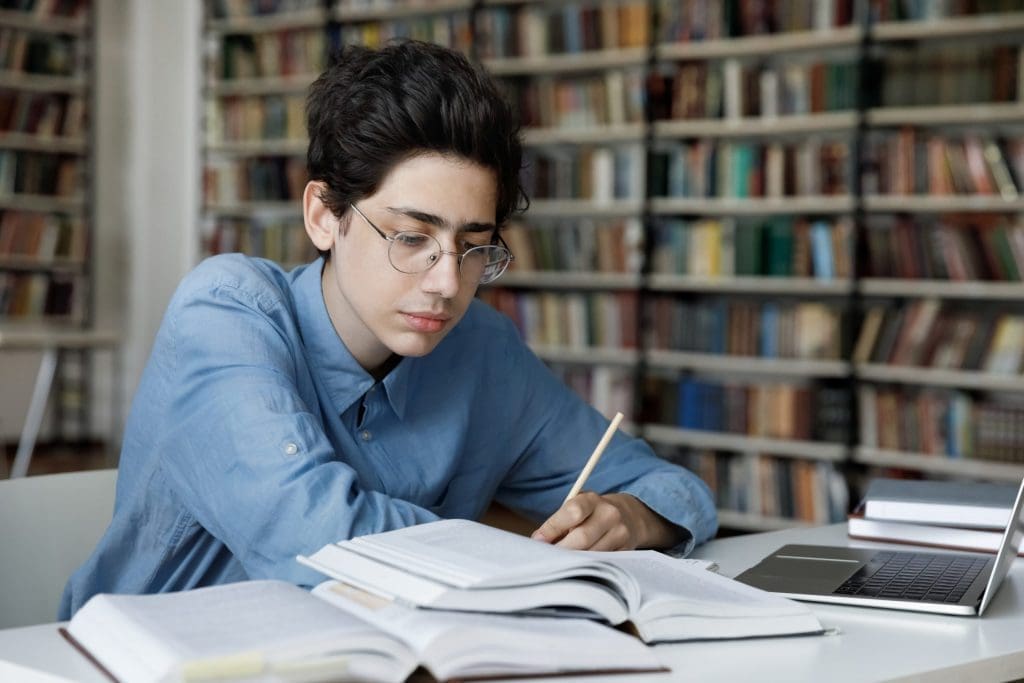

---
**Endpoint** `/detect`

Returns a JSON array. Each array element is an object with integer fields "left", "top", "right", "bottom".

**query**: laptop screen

[{"left": 979, "top": 477, "right": 1024, "bottom": 614}]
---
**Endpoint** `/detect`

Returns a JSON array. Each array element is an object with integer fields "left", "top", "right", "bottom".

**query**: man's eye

[
  {"left": 395, "top": 233, "right": 430, "bottom": 247},
  {"left": 461, "top": 240, "right": 488, "bottom": 252}
]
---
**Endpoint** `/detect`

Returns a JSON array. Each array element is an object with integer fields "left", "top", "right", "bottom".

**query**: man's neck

[{"left": 369, "top": 353, "right": 401, "bottom": 382}]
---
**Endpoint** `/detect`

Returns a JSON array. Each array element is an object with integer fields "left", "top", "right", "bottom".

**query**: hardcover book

[{"left": 861, "top": 478, "right": 1020, "bottom": 529}]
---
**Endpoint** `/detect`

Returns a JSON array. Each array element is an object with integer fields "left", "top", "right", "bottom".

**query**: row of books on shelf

[
  {"left": 502, "top": 217, "right": 642, "bottom": 274},
  {"left": 658, "top": 0, "right": 856, "bottom": 41},
  {"left": 650, "top": 137, "right": 850, "bottom": 199},
  {"left": 217, "top": 29, "right": 326, "bottom": 82},
  {"left": 854, "top": 301, "right": 1024, "bottom": 373},
  {"left": 509, "top": 69, "right": 645, "bottom": 130},
  {"left": 0, "top": 150, "right": 78, "bottom": 197},
  {"left": 650, "top": 59, "right": 858, "bottom": 121},
  {"left": 0, "top": 91, "right": 85, "bottom": 140},
  {"left": 645, "top": 376, "right": 851, "bottom": 443},
  {"left": 670, "top": 449, "right": 848, "bottom": 524},
  {"left": 204, "top": 216, "right": 317, "bottom": 265},
  {"left": 0, "top": 269, "right": 79, "bottom": 319},
  {"left": 523, "top": 144, "right": 644, "bottom": 201},
  {"left": 0, "top": 29, "right": 79, "bottom": 77},
  {"left": 0, "top": 210, "right": 84, "bottom": 262},
  {"left": 646, "top": 297, "right": 842, "bottom": 361},
  {"left": 205, "top": 0, "right": 320, "bottom": 20},
  {"left": 551, "top": 363, "right": 634, "bottom": 423},
  {"left": 862, "top": 215, "right": 1024, "bottom": 281},
  {"left": 338, "top": 13, "right": 472, "bottom": 52},
  {"left": 525, "top": 62, "right": 1018, "bottom": 133},
  {"left": 870, "top": 0, "right": 1023, "bottom": 21},
  {"left": 474, "top": 1, "right": 648, "bottom": 59},
  {"left": 480, "top": 289, "right": 638, "bottom": 350},
  {"left": 0, "top": 0, "right": 87, "bottom": 19},
  {"left": 526, "top": 138, "right": 851, "bottom": 202},
  {"left": 204, "top": 156, "right": 306, "bottom": 203},
  {"left": 859, "top": 386, "right": 1024, "bottom": 463},
  {"left": 206, "top": 94, "right": 306, "bottom": 144},
  {"left": 863, "top": 133, "right": 1022, "bottom": 198},
  {"left": 874, "top": 45, "right": 1019, "bottom": 108},
  {"left": 651, "top": 217, "right": 853, "bottom": 279}
]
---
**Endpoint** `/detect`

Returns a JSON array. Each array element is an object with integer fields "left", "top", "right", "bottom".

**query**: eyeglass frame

[{"left": 348, "top": 203, "right": 514, "bottom": 284}]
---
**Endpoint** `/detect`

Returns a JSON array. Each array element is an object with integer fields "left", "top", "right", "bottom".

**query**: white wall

[{"left": 123, "top": 0, "right": 202, "bottom": 408}]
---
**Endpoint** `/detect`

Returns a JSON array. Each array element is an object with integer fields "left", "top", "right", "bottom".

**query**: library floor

[{"left": 1, "top": 441, "right": 110, "bottom": 478}]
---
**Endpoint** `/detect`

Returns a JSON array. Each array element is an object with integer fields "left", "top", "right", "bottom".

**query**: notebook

[{"left": 734, "top": 476, "right": 1024, "bottom": 616}]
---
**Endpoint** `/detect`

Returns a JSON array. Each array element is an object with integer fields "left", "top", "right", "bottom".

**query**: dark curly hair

[{"left": 306, "top": 40, "right": 526, "bottom": 253}]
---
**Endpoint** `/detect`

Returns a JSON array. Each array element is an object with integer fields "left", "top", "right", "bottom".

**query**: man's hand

[{"left": 530, "top": 492, "right": 684, "bottom": 551}]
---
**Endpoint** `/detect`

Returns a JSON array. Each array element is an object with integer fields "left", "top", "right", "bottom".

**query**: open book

[
  {"left": 64, "top": 579, "right": 665, "bottom": 683},
  {"left": 298, "top": 519, "right": 824, "bottom": 643}
]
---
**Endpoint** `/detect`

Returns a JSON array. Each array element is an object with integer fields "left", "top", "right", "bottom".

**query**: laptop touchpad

[{"left": 759, "top": 555, "right": 860, "bottom": 582}]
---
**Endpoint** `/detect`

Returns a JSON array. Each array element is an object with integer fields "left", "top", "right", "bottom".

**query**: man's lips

[{"left": 402, "top": 312, "right": 451, "bottom": 333}]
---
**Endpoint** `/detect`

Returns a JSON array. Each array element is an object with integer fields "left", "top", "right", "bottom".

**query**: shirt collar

[{"left": 292, "top": 258, "right": 416, "bottom": 420}]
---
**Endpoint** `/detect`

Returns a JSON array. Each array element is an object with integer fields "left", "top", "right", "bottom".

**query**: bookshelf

[
  {"left": 198, "top": 0, "right": 1024, "bottom": 532},
  {"left": 851, "top": 3, "right": 1024, "bottom": 497},
  {"left": 645, "top": 0, "right": 859, "bottom": 529},
  {"left": 0, "top": 0, "right": 110, "bottom": 451},
  {"left": 476, "top": 0, "right": 651, "bottom": 436},
  {"left": 201, "top": 0, "right": 324, "bottom": 267},
  {"left": 200, "top": 0, "right": 478, "bottom": 267},
  {"left": 481, "top": 1, "right": 1024, "bottom": 531},
  {"left": 0, "top": 2, "right": 91, "bottom": 326}
]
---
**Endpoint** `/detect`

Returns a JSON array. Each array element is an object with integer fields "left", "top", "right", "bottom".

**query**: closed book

[
  {"left": 862, "top": 478, "right": 1020, "bottom": 530},
  {"left": 848, "top": 507, "right": 1024, "bottom": 557}
]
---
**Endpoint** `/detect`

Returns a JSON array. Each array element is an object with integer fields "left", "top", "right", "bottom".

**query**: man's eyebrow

[{"left": 387, "top": 206, "right": 496, "bottom": 234}]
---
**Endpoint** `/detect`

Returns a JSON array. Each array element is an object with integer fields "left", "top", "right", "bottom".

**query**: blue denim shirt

[{"left": 60, "top": 255, "right": 717, "bottom": 618}]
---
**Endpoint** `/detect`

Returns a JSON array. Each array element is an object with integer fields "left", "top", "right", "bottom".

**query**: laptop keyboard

[{"left": 833, "top": 551, "right": 988, "bottom": 603}]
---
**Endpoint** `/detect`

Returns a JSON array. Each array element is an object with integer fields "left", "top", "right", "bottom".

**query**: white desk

[{"left": 0, "top": 523, "right": 1022, "bottom": 682}]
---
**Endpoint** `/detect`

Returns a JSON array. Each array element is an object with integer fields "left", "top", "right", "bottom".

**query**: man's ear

[{"left": 303, "top": 181, "right": 339, "bottom": 252}]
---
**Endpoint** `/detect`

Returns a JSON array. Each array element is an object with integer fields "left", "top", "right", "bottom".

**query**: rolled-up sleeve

[{"left": 489, "top": 317, "right": 719, "bottom": 554}]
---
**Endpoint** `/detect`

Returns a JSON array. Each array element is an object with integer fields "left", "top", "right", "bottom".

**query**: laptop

[{"left": 735, "top": 476, "right": 1024, "bottom": 616}]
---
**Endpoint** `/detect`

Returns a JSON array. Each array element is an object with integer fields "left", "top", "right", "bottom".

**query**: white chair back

[{"left": 0, "top": 469, "right": 116, "bottom": 628}]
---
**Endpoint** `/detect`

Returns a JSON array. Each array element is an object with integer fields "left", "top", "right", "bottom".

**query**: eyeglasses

[{"left": 349, "top": 204, "right": 514, "bottom": 285}]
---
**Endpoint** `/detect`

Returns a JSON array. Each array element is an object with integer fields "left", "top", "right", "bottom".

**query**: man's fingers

[
  {"left": 555, "top": 501, "right": 631, "bottom": 550},
  {"left": 531, "top": 492, "right": 599, "bottom": 543}
]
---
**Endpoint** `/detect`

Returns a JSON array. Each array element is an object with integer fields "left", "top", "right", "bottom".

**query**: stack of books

[
  {"left": 848, "top": 478, "right": 1023, "bottom": 556},
  {"left": 64, "top": 519, "right": 828, "bottom": 682}
]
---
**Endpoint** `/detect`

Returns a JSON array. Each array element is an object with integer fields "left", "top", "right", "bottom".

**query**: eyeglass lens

[{"left": 389, "top": 232, "right": 509, "bottom": 284}]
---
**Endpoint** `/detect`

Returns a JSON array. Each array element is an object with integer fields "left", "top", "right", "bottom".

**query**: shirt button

[
  {"left": 283, "top": 442, "right": 298, "bottom": 456},
  {"left": 361, "top": 430, "right": 372, "bottom": 441}
]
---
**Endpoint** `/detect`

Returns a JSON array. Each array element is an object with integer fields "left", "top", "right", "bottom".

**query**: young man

[{"left": 60, "top": 41, "right": 717, "bottom": 618}]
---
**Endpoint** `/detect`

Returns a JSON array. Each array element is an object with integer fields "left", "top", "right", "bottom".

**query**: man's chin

[{"left": 387, "top": 331, "right": 447, "bottom": 358}]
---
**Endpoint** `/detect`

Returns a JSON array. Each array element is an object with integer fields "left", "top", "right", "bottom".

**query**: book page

[
  {"left": 68, "top": 580, "right": 415, "bottom": 683},
  {"left": 301, "top": 544, "right": 630, "bottom": 622},
  {"left": 601, "top": 551, "right": 813, "bottom": 619},
  {"left": 346, "top": 519, "right": 634, "bottom": 594}
]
